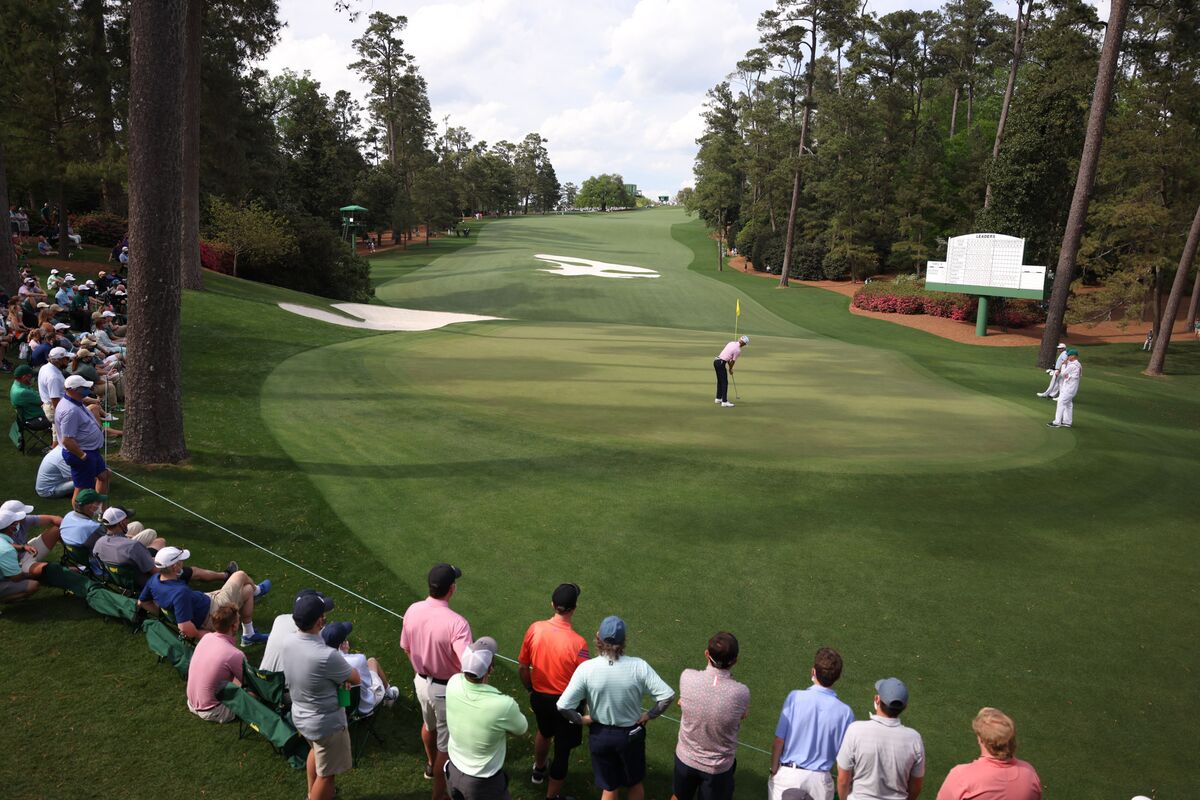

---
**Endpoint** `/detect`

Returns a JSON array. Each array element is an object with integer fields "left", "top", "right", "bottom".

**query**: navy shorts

[
  {"left": 588, "top": 723, "right": 646, "bottom": 790},
  {"left": 63, "top": 448, "right": 107, "bottom": 489},
  {"left": 673, "top": 754, "right": 736, "bottom": 800}
]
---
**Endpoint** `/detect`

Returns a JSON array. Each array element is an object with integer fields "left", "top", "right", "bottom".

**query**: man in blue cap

[
  {"left": 836, "top": 677, "right": 925, "bottom": 800},
  {"left": 557, "top": 615, "right": 675, "bottom": 800}
]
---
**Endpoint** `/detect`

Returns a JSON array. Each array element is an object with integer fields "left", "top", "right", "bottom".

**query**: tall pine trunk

[
  {"left": 950, "top": 86, "right": 960, "bottom": 137},
  {"left": 0, "top": 138, "right": 17, "bottom": 294},
  {"left": 1037, "top": 0, "right": 1129, "bottom": 368},
  {"left": 1145, "top": 201, "right": 1200, "bottom": 376},
  {"left": 82, "top": 0, "right": 125, "bottom": 215},
  {"left": 121, "top": 0, "right": 189, "bottom": 465},
  {"left": 985, "top": 0, "right": 1026, "bottom": 210},
  {"left": 780, "top": 25, "right": 817, "bottom": 289},
  {"left": 180, "top": 0, "right": 203, "bottom": 290},
  {"left": 1185, "top": 266, "right": 1200, "bottom": 332}
]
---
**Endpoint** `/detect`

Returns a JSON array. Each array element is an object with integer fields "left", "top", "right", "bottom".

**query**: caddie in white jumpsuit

[
  {"left": 1037, "top": 343, "right": 1068, "bottom": 398},
  {"left": 1048, "top": 349, "right": 1081, "bottom": 428}
]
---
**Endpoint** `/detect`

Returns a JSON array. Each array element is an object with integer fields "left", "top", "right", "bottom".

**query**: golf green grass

[{"left": 2, "top": 209, "right": 1197, "bottom": 800}]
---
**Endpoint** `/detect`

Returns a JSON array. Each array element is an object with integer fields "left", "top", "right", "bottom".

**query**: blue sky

[{"left": 261, "top": 0, "right": 1098, "bottom": 199}]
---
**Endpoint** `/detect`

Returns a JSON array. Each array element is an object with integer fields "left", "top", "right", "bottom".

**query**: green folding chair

[
  {"left": 241, "top": 660, "right": 288, "bottom": 714},
  {"left": 142, "top": 617, "right": 194, "bottom": 679},
  {"left": 216, "top": 683, "right": 308, "bottom": 770},
  {"left": 98, "top": 560, "right": 143, "bottom": 597},
  {"left": 60, "top": 543, "right": 100, "bottom": 578},
  {"left": 346, "top": 684, "right": 383, "bottom": 766}
]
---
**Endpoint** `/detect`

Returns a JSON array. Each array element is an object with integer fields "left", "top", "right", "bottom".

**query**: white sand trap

[
  {"left": 534, "top": 254, "right": 661, "bottom": 279},
  {"left": 278, "top": 302, "right": 504, "bottom": 331}
]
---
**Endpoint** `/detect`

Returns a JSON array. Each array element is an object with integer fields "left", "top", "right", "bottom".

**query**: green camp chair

[
  {"left": 98, "top": 560, "right": 143, "bottom": 597},
  {"left": 216, "top": 683, "right": 308, "bottom": 770},
  {"left": 346, "top": 684, "right": 383, "bottom": 766},
  {"left": 142, "top": 618, "right": 193, "bottom": 679},
  {"left": 60, "top": 542, "right": 100, "bottom": 578},
  {"left": 241, "top": 661, "right": 288, "bottom": 714}
]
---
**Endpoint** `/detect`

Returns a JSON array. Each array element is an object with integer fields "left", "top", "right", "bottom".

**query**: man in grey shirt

[
  {"left": 837, "top": 678, "right": 925, "bottom": 800},
  {"left": 282, "top": 592, "right": 361, "bottom": 800}
]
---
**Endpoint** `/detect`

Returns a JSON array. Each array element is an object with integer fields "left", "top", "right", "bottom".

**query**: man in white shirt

[
  {"left": 37, "top": 347, "right": 70, "bottom": 444},
  {"left": 320, "top": 620, "right": 400, "bottom": 714},
  {"left": 1036, "top": 343, "right": 1068, "bottom": 398},
  {"left": 836, "top": 678, "right": 925, "bottom": 800},
  {"left": 1048, "top": 349, "right": 1082, "bottom": 429}
]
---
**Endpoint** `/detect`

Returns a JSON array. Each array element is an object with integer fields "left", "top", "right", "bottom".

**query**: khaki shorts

[
  {"left": 414, "top": 675, "right": 450, "bottom": 751},
  {"left": 43, "top": 402, "right": 59, "bottom": 441},
  {"left": 204, "top": 573, "right": 247, "bottom": 627},
  {"left": 124, "top": 522, "right": 157, "bottom": 547},
  {"left": 310, "top": 727, "right": 352, "bottom": 777},
  {"left": 188, "top": 698, "right": 236, "bottom": 724}
]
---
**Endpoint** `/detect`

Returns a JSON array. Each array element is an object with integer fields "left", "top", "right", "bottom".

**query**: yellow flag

[{"left": 736, "top": 298, "right": 741, "bottom": 317}]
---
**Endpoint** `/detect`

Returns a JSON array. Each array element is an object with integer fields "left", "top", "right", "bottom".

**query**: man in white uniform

[
  {"left": 1048, "top": 349, "right": 1081, "bottom": 428},
  {"left": 1036, "top": 343, "right": 1068, "bottom": 398}
]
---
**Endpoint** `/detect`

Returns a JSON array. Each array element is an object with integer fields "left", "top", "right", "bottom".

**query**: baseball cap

[
  {"left": 64, "top": 374, "right": 93, "bottom": 390},
  {"left": 293, "top": 593, "right": 329, "bottom": 629},
  {"left": 100, "top": 310, "right": 116, "bottom": 318},
  {"left": 599, "top": 615, "right": 626, "bottom": 644},
  {"left": 294, "top": 587, "right": 335, "bottom": 614},
  {"left": 0, "top": 505, "right": 30, "bottom": 530},
  {"left": 49, "top": 346, "right": 69, "bottom": 360},
  {"left": 875, "top": 677, "right": 909, "bottom": 712},
  {"left": 154, "top": 546, "right": 190, "bottom": 569},
  {"left": 1, "top": 500, "right": 34, "bottom": 516},
  {"left": 1066, "top": 348, "right": 1079, "bottom": 356},
  {"left": 321, "top": 621, "right": 353, "bottom": 649},
  {"left": 36, "top": 301, "right": 49, "bottom": 308},
  {"left": 75, "top": 488, "right": 107, "bottom": 505},
  {"left": 53, "top": 322, "right": 70, "bottom": 330},
  {"left": 101, "top": 507, "right": 128, "bottom": 526},
  {"left": 49, "top": 268, "right": 59, "bottom": 275},
  {"left": 428, "top": 563, "right": 462, "bottom": 595},
  {"left": 739, "top": 335, "right": 750, "bottom": 345},
  {"left": 1056, "top": 342, "right": 1066, "bottom": 349},
  {"left": 469, "top": 636, "right": 498, "bottom": 655},
  {"left": 461, "top": 646, "right": 494, "bottom": 678},
  {"left": 552, "top": 582, "right": 581, "bottom": 611},
  {"left": 13, "top": 365, "right": 34, "bottom": 379}
]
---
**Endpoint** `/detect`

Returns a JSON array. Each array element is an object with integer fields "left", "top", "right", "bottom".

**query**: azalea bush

[{"left": 852, "top": 283, "right": 1045, "bottom": 328}]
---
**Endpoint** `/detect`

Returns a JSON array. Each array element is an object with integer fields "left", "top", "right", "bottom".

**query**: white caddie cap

[
  {"left": 154, "top": 546, "right": 190, "bottom": 569},
  {"left": 64, "top": 374, "right": 93, "bottom": 390},
  {"left": 101, "top": 507, "right": 128, "bottom": 526}
]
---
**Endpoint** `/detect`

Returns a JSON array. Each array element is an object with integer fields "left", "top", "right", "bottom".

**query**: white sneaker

[
  {"left": 1036, "top": 392, "right": 1046, "bottom": 397},
  {"left": 721, "top": 401, "right": 735, "bottom": 407},
  {"left": 714, "top": 398, "right": 722, "bottom": 404},
  {"left": 384, "top": 685, "right": 400, "bottom": 706}
]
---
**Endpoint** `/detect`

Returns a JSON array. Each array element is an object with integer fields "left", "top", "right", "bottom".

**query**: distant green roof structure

[{"left": 339, "top": 205, "right": 369, "bottom": 213}]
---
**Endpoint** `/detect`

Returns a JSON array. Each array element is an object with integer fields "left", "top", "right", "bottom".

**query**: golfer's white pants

[
  {"left": 1043, "top": 372, "right": 1060, "bottom": 395},
  {"left": 1055, "top": 389, "right": 1076, "bottom": 426},
  {"left": 768, "top": 765, "right": 834, "bottom": 800}
]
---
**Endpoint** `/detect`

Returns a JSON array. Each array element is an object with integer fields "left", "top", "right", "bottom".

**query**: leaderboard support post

[{"left": 976, "top": 295, "right": 989, "bottom": 337}]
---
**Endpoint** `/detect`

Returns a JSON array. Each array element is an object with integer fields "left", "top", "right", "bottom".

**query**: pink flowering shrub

[{"left": 852, "top": 284, "right": 1045, "bottom": 328}]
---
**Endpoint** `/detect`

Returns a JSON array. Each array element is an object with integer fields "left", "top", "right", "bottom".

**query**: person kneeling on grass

[
  {"left": 321, "top": 621, "right": 401, "bottom": 713},
  {"left": 185, "top": 604, "right": 245, "bottom": 723},
  {"left": 36, "top": 448, "right": 75, "bottom": 499},
  {"left": 283, "top": 592, "right": 361, "bottom": 800},
  {"left": 137, "top": 546, "right": 272, "bottom": 645},
  {"left": 0, "top": 504, "right": 57, "bottom": 603}
]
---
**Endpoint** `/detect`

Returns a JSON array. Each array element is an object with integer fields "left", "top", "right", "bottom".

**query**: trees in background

[
  {"left": 206, "top": 197, "right": 296, "bottom": 276},
  {"left": 689, "top": 0, "right": 1199, "bottom": 348},
  {"left": 576, "top": 174, "right": 634, "bottom": 211}
]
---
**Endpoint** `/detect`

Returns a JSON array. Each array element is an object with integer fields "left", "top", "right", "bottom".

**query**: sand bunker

[
  {"left": 535, "top": 254, "right": 660, "bottom": 279},
  {"left": 278, "top": 302, "right": 504, "bottom": 331}
]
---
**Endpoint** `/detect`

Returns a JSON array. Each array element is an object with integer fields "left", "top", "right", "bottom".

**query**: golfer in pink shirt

[
  {"left": 400, "top": 563, "right": 473, "bottom": 800},
  {"left": 713, "top": 335, "right": 749, "bottom": 408},
  {"left": 936, "top": 708, "right": 1042, "bottom": 800}
]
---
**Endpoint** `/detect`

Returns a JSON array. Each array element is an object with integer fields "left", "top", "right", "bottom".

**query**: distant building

[
  {"left": 624, "top": 183, "right": 638, "bottom": 198},
  {"left": 658, "top": 195, "right": 669, "bottom": 204}
]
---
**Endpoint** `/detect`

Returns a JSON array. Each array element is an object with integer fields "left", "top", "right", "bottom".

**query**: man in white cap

[
  {"left": 37, "top": 347, "right": 70, "bottom": 445},
  {"left": 56, "top": 374, "right": 117, "bottom": 499},
  {"left": 137, "top": 546, "right": 272, "bottom": 645},
  {"left": 93, "top": 511, "right": 236, "bottom": 590},
  {"left": 713, "top": 335, "right": 749, "bottom": 408},
  {"left": 445, "top": 637, "right": 529, "bottom": 800},
  {"left": 836, "top": 678, "right": 925, "bottom": 800},
  {"left": 0, "top": 499, "right": 62, "bottom": 563},
  {"left": 1048, "top": 349, "right": 1082, "bottom": 428},
  {"left": 1036, "top": 343, "right": 1068, "bottom": 398},
  {"left": 0, "top": 506, "right": 44, "bottom": 603}
]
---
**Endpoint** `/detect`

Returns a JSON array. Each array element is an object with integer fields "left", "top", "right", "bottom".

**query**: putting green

[{"left": 265, "top": 322, "right": 1069, "bottom": 475}]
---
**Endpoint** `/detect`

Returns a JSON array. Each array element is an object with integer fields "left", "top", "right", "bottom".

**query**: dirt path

[{"left": 727, "top": 256, "right": 1195, "bottom": 347}]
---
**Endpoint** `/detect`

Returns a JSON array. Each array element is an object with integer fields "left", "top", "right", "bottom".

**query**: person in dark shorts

[
  {"left": 519, "top": 583, "right": 590, "bottom": 800},
  {"left": 673, "top": 632, "right": 750, "bottom": 800},
  {"left": 557, "top": 615, "right": 675, "bottom": 800}
]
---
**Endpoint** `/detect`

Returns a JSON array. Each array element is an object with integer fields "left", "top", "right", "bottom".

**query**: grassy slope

[
  {"left": 1, "top": 214, "right": 1196, "bottom": 800},
  {"left": 269, "top": 212, "right": 1196, "bottom": 799}
]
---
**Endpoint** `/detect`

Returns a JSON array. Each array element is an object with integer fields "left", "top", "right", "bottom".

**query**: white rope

[{"left": 107, "top": 467, "right": 773, "bottom": 757}]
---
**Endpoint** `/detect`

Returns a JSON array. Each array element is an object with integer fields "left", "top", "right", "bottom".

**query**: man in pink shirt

[
  {"left": 401, "top": 562, "right": 473, "bottom": 800},
  {"left": 185, "top": 604, "right": 244, "bottom": 723},
  {"left": 713, "top": 335, "right": 749, "bottom": 408},
  {"left": 936, "top": 707, "right": 1042, "bottom": 800}
]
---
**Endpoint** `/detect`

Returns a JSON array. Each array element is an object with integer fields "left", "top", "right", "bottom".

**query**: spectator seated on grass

[
  {"left": 261, "top": 588, "right": 335, "bottom": 673},
  {"left": 137, "top": 546, "right": 272, "bottom": 645},
  {"left": 10, "top": 365, "right": 51, "bottom": 431},
  {"left": 186, "top": 603, "right": 245, "bottom": 723},
  {"left": 0, "top": 507, "right": 44, "bottom": 604},
  {"left": 55, "top": 278, "right": 76, "bottom": 308},
  {"left": 90, "top": 314, "right": 126, "bottom": 357},
  {"left": 0, "top": 306, "right": 13, "bottom": 373},
  {"left": 59, "top": 488, "right": 107, "bottom": 554},
  {"left": 27, "top": 330, "right": 51, "bottom": 369},
  {"left": 36, "top": 236, "right": 57, "bottom": 257},
  {"left": 51, "top": 322, "right": 73, "bottom": 350},
  {"left": 18, "top": 276, "right": 45, "bottom": 302},
  {"left": 35, "top": 447, "right": 74, "bottom": 498},
  {"left": 67, "top": 348, "right": 123, "bottom": 407},
  {"left": 0, "top": 499, "right": 62, "bottom": 574},
  {"left": 321, "top": 620, "right": 400, "bottom": 714},
  {"left": 94, "top": 507, "right": 238, "bottom": 590}
]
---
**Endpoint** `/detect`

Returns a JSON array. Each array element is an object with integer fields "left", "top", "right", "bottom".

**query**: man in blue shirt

[
  {"left": 769, "top": 647, "right": 856, "bottom": 800},
  {"left": 56, "top": 374, "right": 117, "bottom": 499},
  {"left": 59, "top": 488, "right": 106, "bottom": 554},
  {"left": 138, "top": 545, "right": 273, "bottom": 646}
]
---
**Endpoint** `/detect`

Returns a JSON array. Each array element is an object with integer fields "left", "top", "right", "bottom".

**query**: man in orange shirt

[{"left": 519, "top": 583, "right": 590, "bottom": 800}]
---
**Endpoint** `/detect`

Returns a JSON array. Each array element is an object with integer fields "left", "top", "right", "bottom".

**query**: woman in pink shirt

[{"left": 936, "top": 707, "right": 1042, "bottom": 800}]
